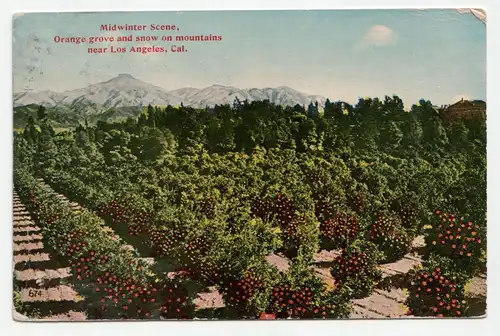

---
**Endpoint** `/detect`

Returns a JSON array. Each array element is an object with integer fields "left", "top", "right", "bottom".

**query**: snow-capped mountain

[
  {"left": 169, "top": 87, "right": 201, "bottom": 101},
  {"left": 13, "top": 90, "right": 64, "bottom": 107},
  {"left": 56, "top": 73, "right": 183, "bottom": 111},
  {"left": 13, "top": 74, "right": 326, "bottom": 110}
]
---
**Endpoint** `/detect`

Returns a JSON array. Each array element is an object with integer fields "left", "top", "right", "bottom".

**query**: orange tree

[
  {"left": 405, "top": 254, "right": 471, "bottom": 317},
  {"left": 15, "top": 167, "right": 195, "bottom": 320},
  {"left": 330, "top": 239, "right": 383, "bottom": 299},
  {"left": 265, "top": 252, "right": 352, "bottom": 319},
  {"left": 364, "top": 211, "right": 412, "bottom": 263},
  {"left": 423, "top": 210, "right": 485, "bottom": 278}
]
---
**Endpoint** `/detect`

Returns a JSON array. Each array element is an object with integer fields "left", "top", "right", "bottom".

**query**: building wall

[{"left": 443, "top": 102, "right": 486, "bottom": 121}]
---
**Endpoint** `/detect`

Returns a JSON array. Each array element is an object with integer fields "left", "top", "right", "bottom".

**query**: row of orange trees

[
  {"left": 404, "top": 209, "right": 486, "bottom": 317},
  {"left": 14, "top": 166, "right": 195, "bottom": 320},
  {"left": 36, "top": 164, "right": 358, "bottom": 319},
  {"left": 19, "top": 165, "right": 360, "bottom": 318},
  {"left": 32, "top": 149, "right": 481, "bottom": 318}
]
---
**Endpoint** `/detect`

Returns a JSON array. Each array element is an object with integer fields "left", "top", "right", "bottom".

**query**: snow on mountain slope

[
  {"left": 170, "top": 87, "right": 200, "bottom": 102},
  {"left": 13, "top": 74, "right": 326, "bottom": 110},
  {"left": 13, "top": 90, "right": 64, "bottom": 107},
  {"left": 184, "top": 84, "right": 255, "bottom": 108},
  {"left": 56, "top": 73, "right": 183, "bottom": 108}
]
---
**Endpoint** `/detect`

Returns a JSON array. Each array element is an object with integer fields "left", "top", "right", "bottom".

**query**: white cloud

[{"left": 357, "top": 25, "right": 397, "bottom": 50}]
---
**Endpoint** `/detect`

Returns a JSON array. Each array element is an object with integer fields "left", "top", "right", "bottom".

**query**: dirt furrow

[
  {"left": 39, "top": 311, "right": 87, "bottom": 321},
  {"left": 16, "top": 267, "right": 72, "bottom": 282},
  {"left": 14, "top": 252, "right": 51, "bottom": 263},
  {"left": 379, "top": 256, "right": 421, "bottom": 275},
  {"left": 14, "top": 226, "right": 41, "bottom": 233},
  {"left": 13, "top": 191, "right": 87, "bottom": 320},
  {"left": 13, "top": 242, "right": 44, "bottom": 252},
  {"left": 13, "top": 220, "right": 37, "bottom": 227},
  {"left": 14, "top": 234, "right": 43, "bottom": 242},
  {"left": 20, "top": 285, "right": 80, "bottom": 302},
  {"left": 353, "top": 292, "right": 408, "bottom": 317},
  {"left": 351, "top": 304, "right": 387, "bottom": 319}
]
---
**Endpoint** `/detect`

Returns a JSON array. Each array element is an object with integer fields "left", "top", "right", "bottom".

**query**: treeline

[
  {"left": 16, "top": 95, "right": 486, "bottom": 226},
  {"left": 127, "top": 96, "right": 485, "bottom": 155}
]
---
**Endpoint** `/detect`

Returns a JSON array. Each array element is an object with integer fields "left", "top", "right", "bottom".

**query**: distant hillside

[
  {"left": 13, "top": 104, "right": 143, "bottom": 129},
  {"left": 13, "top": 74, "right": 327, "bottom": 127}
]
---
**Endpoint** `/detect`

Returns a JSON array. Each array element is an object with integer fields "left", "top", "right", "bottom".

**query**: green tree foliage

[
  {"left": 23, "top": 116, "right": 38, "bottom": 144},
  {"left": 13, "top": 94, "right": 486, "bottom": 319},
  {"left": 36, "top": 105, "right": 47, "bottom": 122},
  {"left": 35, "top": 121, "right": 58, "bottom": 174}
]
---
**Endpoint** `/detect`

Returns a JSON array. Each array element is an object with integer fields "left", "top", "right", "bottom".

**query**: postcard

[{"left": 12, "top": 9, "right": 486, "bottom": 321}]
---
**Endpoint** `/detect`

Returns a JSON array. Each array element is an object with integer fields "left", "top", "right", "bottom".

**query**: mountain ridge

[{"left": 13, "top": 74, "right": 326, "bottom": 111}]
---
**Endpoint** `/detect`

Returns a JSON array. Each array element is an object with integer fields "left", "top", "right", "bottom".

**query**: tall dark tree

[
  {"left": 23, "top": 116, "right": 38, "bottom": 144},
  {"left": 36, "top": 105, "right": 47, "bottom": 121}
]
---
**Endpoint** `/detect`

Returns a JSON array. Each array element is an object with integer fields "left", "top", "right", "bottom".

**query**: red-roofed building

[{"left": 441, "top": 98, "right": 486, "bottom": 122}]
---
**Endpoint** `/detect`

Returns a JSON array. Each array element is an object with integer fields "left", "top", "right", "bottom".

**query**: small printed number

[{"left": 28, "top": 289, "right": 42, "bottom": 297}]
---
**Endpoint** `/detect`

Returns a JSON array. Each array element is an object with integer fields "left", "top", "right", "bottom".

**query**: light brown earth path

[
  {"left": 313, "top": 238, "right": 420, "bottom": 318},
  {"left": 463, "top": 273, "right": 487, "bottom": 317},
  {"left": 311, "top": 236, "right": 418, "bottom": 318},
  {"left": 193, "top": 287, "right": 225, "bottom": 309},
  {"left": 12, "top": 191, "right": 87, "bottom": 321},
  {"left": 265, "top": 237, "right": 486, "bottom": 319},
  {"left": 467, "top": 274, "right": 487, "bottom": 297},
  {"left": 37, "top": 179, "right": 225, "bottom": 311},
  {"left": 265, "top": 251, "right": 408, "bottom": 318}
]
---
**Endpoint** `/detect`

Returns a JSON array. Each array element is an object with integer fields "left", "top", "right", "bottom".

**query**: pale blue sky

[{"left": 12, "top": 9, "right": 486, "bottom": 106}]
